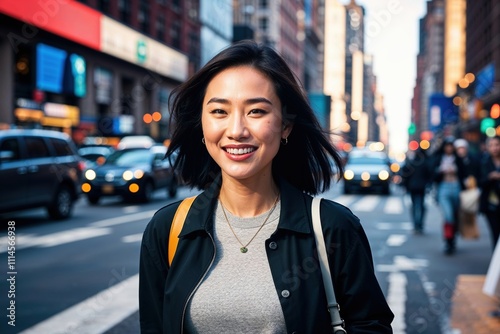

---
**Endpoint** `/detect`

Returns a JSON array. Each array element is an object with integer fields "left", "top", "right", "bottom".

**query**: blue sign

[
  {"left": 428, "top": 93, "right": 458, "bottom": 132},
  {"left": 475, "top": 63, "right": 495, "bottom": 98},
  {"left": 36, "top": 43, "right": 86, "bottom": 97},
  {"left": 36, "top": 43, "right": 67, "bottom": 94},
  {"left": 308, "top": 93, "right": 331, "bottom": 130}
]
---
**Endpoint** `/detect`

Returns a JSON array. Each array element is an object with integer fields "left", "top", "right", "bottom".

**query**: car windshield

[
  {"left": 348, "top": 156, "right": 387, "bottom": 165},
  {"left": 105, "top": 149, "right": 152, "bottom": 166}
]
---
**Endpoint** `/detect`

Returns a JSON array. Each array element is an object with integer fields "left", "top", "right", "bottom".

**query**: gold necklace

[{"left": 219, "top": 195, "right": 279, "bottom": 253}]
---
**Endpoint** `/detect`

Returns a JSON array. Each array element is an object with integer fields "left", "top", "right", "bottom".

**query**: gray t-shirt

[{"left": 184, "top": 200, "right": 287, "bottom": 334}]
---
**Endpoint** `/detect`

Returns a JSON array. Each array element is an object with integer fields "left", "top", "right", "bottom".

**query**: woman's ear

[{"left": 282, "top": 122, "right": 293, "bottom": 139}]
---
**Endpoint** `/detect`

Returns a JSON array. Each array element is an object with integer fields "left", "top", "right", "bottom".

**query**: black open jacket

[{"left": 139, "top": 176, "right": 394, "bottom": 333}]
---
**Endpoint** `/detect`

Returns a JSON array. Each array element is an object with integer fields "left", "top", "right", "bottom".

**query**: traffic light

[
  {"left": 408, "top": 123, "right": 416, "bottom": 135},
  {"left": 480, "top": 118, "right": 495, "bottom": 133}
]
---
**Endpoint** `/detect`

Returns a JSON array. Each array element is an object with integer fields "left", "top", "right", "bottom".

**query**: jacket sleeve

[
  {"left": 325, "top": 203, "right": 394, "bottom": 333},
  {"left": 139, "top": 204, "right": 178, "bottom": 333}
]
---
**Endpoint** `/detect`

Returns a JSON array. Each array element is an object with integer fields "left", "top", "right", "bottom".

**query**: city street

[{"left": 0, "top": 183, "right": 494, "bottom": 334}]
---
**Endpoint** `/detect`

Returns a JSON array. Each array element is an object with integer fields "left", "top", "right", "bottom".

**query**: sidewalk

[{"left": 450, "top": 275, "right": 500, "bottom": 333}]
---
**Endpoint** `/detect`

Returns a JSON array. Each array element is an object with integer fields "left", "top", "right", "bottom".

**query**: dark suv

[{"left": 0, "top": 129, "right": 84, "bottom": 219}]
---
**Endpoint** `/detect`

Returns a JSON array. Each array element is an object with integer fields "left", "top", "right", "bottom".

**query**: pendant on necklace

[{"left": 240, "top": 247, "right": 248, "bottom": 253}]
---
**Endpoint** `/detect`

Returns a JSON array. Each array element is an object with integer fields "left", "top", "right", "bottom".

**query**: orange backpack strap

[{"left": 168, "top": 196, "right": 197, "bottom": 266}]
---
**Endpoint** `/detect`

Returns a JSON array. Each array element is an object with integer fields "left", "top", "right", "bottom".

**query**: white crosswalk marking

[
  {"left": 0, "top": 228, "right": 111, "bottom": 253},
  {"left": 384, "top": 197, "right": 404, "bottom": 214},
  {"left": 19, "top": 274, "right": 139, "bottom": 334},
  {"left": 386, "top": 234, "right": 408, "bottom": 247},
  {"left": 331, "top": 195, "right": 356, "bottom": 207},
  {"left": 351, "top": 195, "right": 379, "bottom": 212},
  {"left": 122, "top": 233, "right": 143, "bottom": 243}
]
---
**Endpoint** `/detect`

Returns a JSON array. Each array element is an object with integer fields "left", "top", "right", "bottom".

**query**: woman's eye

[
  {"left": 210, "top": 109, "right": 226, "bottom": 114},
  {"left": 249, "top": 109, "right": 266, "bottom": 115}
]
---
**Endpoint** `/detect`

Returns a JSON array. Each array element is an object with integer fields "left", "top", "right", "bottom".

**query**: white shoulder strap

[{"left": 311, "top": 197, "right": 346, "bottom": 333}]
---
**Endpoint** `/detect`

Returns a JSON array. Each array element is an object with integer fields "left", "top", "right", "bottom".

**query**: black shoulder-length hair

[{"left": 166, "top": 40, "right": 343, "bottom": 195}]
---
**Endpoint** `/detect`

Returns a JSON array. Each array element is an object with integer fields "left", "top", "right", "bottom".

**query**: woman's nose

[{"left": 226, "top": 114, "right": 249, "bottom": 140}]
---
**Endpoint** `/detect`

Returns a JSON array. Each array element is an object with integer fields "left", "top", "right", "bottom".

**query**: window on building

[
  {"left": 259, "top": 0, "right": 268, "bottom": 8},
  {"left": 172, "top": 0, "right": 180, "bottom": 11},
  {"left": 118, "top": 0, "right": 131, "bottom": 24},
  {"left": 98, "top": 0, "right": 110, "bottom": 14},
  {"left": 139, "top": 0, "right": 150, "bottom": 33},
  {"left": 259, "top": 17, "right": 268, "bottom": 32},
  {"left": 171, "top": 22, "right": 181, "bottom": 49},
  {"left": 156, "top": 14, "right": 165, "bottom": 41}
]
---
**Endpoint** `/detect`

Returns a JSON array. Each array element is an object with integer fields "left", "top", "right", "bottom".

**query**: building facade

[
  {"left": 0, "top": 0, "right": 199, "bottom": 143},
  {"left": 466, "top": 0, "right": 500, "bottom": 124}
]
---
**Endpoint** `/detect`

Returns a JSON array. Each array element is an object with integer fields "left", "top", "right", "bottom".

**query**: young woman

[
  {"left": 432, "top": 138, "right": 466, "bottom": 255},
  {"left": 479, "top": 136, "right": 500, "bottom": 250},
  {"left": 139, "top": 40, "right": 393, "bottom": 333}
]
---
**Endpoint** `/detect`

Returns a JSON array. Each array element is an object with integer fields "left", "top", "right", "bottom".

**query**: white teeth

[{"left": 226, "top": 147, "right": 255, "bottom": 155}]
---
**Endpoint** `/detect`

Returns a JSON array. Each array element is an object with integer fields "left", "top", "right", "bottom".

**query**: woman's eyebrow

[{"left": 206, "top": 97, "right": 273, "bottom": 105}]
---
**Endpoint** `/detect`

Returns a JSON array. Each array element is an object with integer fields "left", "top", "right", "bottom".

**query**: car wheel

[
  {"left": 87, "top": 194, "right": 100, "bottom": 205},
  {"left": 47, "top": 185, "right": 73, "bottom": 220},
  {"left": 168, "top": 178, "right": 178, "bottom": 198},
  {"left": 140, "top": 181, "right": 154, "bottom": 202}
]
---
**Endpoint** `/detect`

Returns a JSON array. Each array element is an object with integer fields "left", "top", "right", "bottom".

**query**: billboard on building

[
  {"left": 428, "top": 93, "right": 458, "bottom": 132},
  {"left": 36, "top": 43, "right": 86, "bottom": 97}
]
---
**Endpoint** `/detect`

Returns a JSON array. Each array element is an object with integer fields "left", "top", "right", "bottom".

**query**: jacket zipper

[{"left": 179, "top": 232, "right": 217, "bottom": 333}]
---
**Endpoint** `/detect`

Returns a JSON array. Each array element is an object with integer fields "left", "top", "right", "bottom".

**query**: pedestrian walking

[
  {"left": 139, "top": 40, "right": 394, "bottom": 333},
  {"left": 454, "top": 138, "right": 481, "bottom": 240},
  {"left": 454, "top": 138, "right": 481, "bottom": 182},
  {"left": 402, "top": 147, "right": 431, "bottom": 234},
  {"left": 432, "top": 138, "right": 467, "bottom": 255},
  {"left": 479, "top": 135, "right": 500, "bottom": 250}
]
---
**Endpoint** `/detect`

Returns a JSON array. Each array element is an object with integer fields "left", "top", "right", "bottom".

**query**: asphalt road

[{"left": 0, "top": 183, "right": 494, "bottom": 334}]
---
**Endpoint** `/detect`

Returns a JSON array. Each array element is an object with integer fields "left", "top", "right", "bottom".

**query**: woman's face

[
  {"left": 444, "top": 143, "right": 454, "bottom": 155},
  {"left": 201, "top": 66, "right": 292, "bottom": 182},
  {"left": 487, "top": 138, "right": 500, "bottom": 157}
]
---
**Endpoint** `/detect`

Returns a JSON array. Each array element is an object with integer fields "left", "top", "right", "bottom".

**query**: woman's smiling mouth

[{"left": 224, "top": 147, "right": 257, "bottom": 155}]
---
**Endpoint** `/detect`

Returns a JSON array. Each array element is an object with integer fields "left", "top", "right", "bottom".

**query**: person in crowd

[
  {"left": 432, "top": 138, "right": 467, "bottom": 255},
  {"left": 479, "top": 136, "right": 500, "bottom": 250},
  {"left": 139, "top": 40, "right": 393, "bottom": 333},
  {"left": 402, "top": 147, "right": 431, "bottom": 234},
  {"left": 454, "top": 138, "right": 481, "bottom": 182}
]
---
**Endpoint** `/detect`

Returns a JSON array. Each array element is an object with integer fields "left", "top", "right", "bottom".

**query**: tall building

[
  {"left": 324, "top": 0, "right": 379, "bottom": 147},
  {"left": 344, "top": 0, "right": 365, "bottom": 146},
  {"left": 323, "top": 0, "right": 346, "bottom": 143},
  {"left": 303, "top": 0, "right": 325, "bottom": 93},
  {"left": 0, "top": 0, "right": 200, "bottom": 143},
  {"left": 443, "top": 0, "right": 466, "bottom": 96},
  {"left": 412, "top": 0, "right": 467, "bottom": 141},
  {"left": 466, "top": 0, "right": 500, "bottom": 112},
  {"left": 232, "top": 0, "right": 305, "bottom": 80},
  {"left": 200, "top": 0, "right": 233, "bottom": 66},
  {"left": 412, "top": 0, "right": 445, "bottom": 136}
]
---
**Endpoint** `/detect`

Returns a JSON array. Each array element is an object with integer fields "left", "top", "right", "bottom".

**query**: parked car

[
  {"left": 82, "top": 145, "right": 178, "bottom": 204},
  {"left": 117, "top": 135, "right": 156, "bottom": 149},
  {"left": 78, "top": 144, "right": 115, "bottom": 168},
  {"left": 0, "top": 129, "right": 84, "bottom": 219},
  {"left": 342, "top": 150, "right": 391, "bottom": 195}
]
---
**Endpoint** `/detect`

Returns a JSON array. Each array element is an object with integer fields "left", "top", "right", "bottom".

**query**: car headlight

[
  {"left": 378, "top": 170, "right": 390, "bottom": 181},
  {"left": 123, "top": 169, "right": 144, "bottom": 181},
  {"left": 361, "top": 172, "right": 370, "bottom": 181},
  {"left": 134, "top": 169, "right": 144, "bottom": 179},
  {"left": 123, "top": 170, "right": 134, "bottom": 181},
  {"left": 344, "top": 170, "right": 354, "bottom": 180},
  {"left": 85, "top": 169, "right": 96, "bottom": 180}
]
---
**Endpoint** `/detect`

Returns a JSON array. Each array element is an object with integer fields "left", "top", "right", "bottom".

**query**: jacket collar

[{"left": 179, "top": 174, "right": 311, "bottom": 237}]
